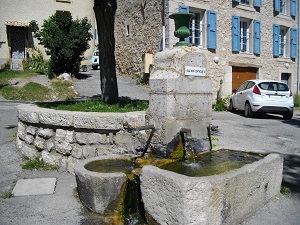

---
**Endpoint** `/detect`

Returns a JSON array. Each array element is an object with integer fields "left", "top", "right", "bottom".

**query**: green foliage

[
  {"left": 25, "top": 46, "right": 48, "bottom": 74},
  {"left": 294, "top": 93, "right": 300, "bottom": 107},
  {"left": 1, "top": 82, "right": 51, "bottom": 101},
  {"left": 22, "top": 156, "right": 58, "bottom": 170},
  {"left": 38, "top": 99, "right": 149, "bottom": 112},
  {"left": 214, "top": 96, "right": 230, "bottom": 111},
  {"left": 280, "top": 186, "right": 290, "bottom": 195},
  {"left": 1, "top": 192, "right": 14, "bottom": 199},
  {"left": 33, "top": 13, "right": 92, "bottom": 78}
]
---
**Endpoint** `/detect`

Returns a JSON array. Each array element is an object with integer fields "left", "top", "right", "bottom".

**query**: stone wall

[
  {"left": 16, "top": 104, "right": 148, "bottom": 173},
  {"left": 114, "top": 0, "right": 164, "bottom": 77}
]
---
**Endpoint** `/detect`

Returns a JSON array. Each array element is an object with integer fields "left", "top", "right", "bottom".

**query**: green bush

[
  {"left": 31, "top": 13, "right": 92, "bottom": 78},
  {"left": 214, "top": 96, "right": 230, "bottom": 111},
  {"left": 294, "top": 93, "right": 300, "bottom": 107}
]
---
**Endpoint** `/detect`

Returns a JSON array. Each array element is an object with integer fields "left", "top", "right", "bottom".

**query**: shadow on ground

[{"left": 282, "top": 154, "right": 300, "bottom": 193}]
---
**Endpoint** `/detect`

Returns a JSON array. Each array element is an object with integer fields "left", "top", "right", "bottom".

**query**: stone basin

[
  {"left": 74, "top": 155, "right": 130, "bottom": 214},
  {"left": 140, "top": 153, "right": 283, "bottom": 225},
  {"left": 74, "top": 152, "right": 283, "bottom": 225}
]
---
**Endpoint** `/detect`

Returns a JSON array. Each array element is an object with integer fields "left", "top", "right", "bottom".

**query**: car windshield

[
  {"left": 258, "top": 82, "right": 289, "bottom": 91},
  {"left": 94, "top": 51, "right": 99, "bottom": 56}
]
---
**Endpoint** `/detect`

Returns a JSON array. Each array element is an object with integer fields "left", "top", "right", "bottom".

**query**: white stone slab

[{"left": 12, "top": 178, "right": 57, "bottom": 196}]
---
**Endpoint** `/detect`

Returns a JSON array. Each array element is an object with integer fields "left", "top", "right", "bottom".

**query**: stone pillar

[{"left": 146, "top": 46, "right": 212, "bottom": 153}]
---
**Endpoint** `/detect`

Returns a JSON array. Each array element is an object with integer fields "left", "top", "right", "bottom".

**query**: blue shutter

[
  {"left": 207, "top": 10, "right": 217, "bottom": 49},
  {"left": 290, "top": 0, "right": 296, "bottom": 17},
  {"left": 179, "top": 5, "right": 189, "bottom": 13},
  {"left": 254, "top": 0, "right": 262, "bottom": 7},
  {"left": 273, "top": 24, "right": 280, "bottom": 57},
  {"left": 233, "top": 0, "right": 240, "bottom": 3},
  {"left": 290, "top": 28, "right": 297, "bottom": 59},
  {"left": 274, "top": 0, "right": 280, "bottom": 13},
  {"left": 232, "top": 16, "right": 240, "bottom": 52},
  {"left": 253, "top": 20, "right": 261, "bottom": 55},
  {"left": 179, "top": 5, "right": 190, "bottom": 43}
]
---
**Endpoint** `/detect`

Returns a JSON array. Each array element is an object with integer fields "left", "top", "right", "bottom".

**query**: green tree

[
  {"left": 32, "top": 13, "right": 92, "bottom": 78},
  {"left": 94, "top": 0, "right": 118, "bottom": 103}
]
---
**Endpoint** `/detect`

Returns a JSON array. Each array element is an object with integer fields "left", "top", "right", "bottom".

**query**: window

[
  {"left": 233, "top": 0, "right": 262, "bottom": 8},
  {"left": 273, "top": 24, "right": 297, "bottom": 59},
  {"left": 189, "top": 11, "right": 204, "bottom": 47},
  {"left": 281, "top": 73, "right": 291, "bottom": 87},
  {"left": 232, "top": 16, "right": 261, "bottom": 54},
  {"left": 240, "top": 19, "right": 250, "bottom": 52},
  {"left": 274, "top": 0, "right": 297, "bottom": 17},
  {"left": 279, "top": 28, "right": 287, "bottom": 57},
  {"left": 178, "top": 6, "right": 217, "bottom": 49},
  {"left": 241, "top": 0, "right": 250, "bottom": 6}
]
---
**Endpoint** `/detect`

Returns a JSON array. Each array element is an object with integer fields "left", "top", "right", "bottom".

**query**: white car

[
  {"left": 229, "top": 80, "right": 294, "bottom": 120},
  {"left": 91, "top": 50, "right": 99, "bottom": 70}
]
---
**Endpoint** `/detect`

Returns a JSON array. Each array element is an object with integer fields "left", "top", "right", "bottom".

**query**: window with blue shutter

[
  {"left": 290, "top": 0, "right": 296, "bottom": 17},
  {"left": 290, "top": 28, "right": 297, "bottom": 59},
  {"left": 179, "top": 5, "right": 190, "bottom": 43},
  {"left": 254, "top": 0, "right": 262, "bottom": 7},
  {"left": 274, "top": 0, "right": 280, "bottom": 13},
  {"left": 207, "top": 10, "right": 217, "bottom": 49},
  {"left": 273, "top": 24, "right": 280, "bottom": 57},
  {"left": 232, "top": 16, "right": 240, "bottom": 52},
  {"left": 233, "top": 0, "right": 240, "bottom": 3},
  {"left": 179, "top": 5, "right": 189, "bottom": 13},
  {"left": 253, "top": 20, "right": 261, "bottom": 55}
]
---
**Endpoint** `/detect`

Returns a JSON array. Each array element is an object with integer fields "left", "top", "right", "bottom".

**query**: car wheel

[
  {"left": 229, "top": 100, "right": 235, "bottom": 112},
  {"left": 283, "top": 111, "right": 293, "bottom": 120},
  {"left": 82, "top": 66, "right": 87, "bottom": 72},
  {"left": 244, "top": 102, "right": 253, "bottom": 118}
]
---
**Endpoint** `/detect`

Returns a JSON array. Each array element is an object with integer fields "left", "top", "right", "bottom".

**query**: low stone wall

[{"left": 17, "top": 104, "right": 147, "bottom": 173}]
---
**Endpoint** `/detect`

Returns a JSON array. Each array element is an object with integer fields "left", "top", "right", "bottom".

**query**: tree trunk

[{"left": 94, "top": 0, "right": 118, "bottom": 103}]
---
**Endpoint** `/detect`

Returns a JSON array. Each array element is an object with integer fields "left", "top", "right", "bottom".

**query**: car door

[{"left": 235, "top": 81, "right": 250, "bottom": 109}]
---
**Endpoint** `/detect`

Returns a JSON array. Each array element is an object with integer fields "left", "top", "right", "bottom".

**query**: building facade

[
  {"left": 115, "top": 0, "right": 298, "bottom": 100},
  {"left": 0, "top": 0, "right": 96, "bottom": 70}
]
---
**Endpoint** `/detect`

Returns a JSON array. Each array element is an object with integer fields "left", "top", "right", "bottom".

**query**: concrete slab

[{"left": 12, "top": 178, "right": 57, "bottom": 196}]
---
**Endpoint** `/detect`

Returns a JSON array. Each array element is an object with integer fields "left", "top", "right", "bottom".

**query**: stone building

[
  {"left": 0, "top": 0, "right": 96, "bottom": 70},
  {"left": 1, "top": 0, "right": 298, "bottom": 100},
  {"left": 115, "top": 0, "right": 298, "bottom": 100}
]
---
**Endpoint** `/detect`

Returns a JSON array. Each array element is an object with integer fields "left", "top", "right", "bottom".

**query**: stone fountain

[{"left": 73, "top": 12, "right": 283, "bottom": 225}]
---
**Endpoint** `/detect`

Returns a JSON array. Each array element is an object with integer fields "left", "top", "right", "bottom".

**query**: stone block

[
  {"left": 34, "top": 136, "right": 46, "bottom": 150},
  {"left": 75, "top": 132, "right": 105, "bottom": 145},
  {"left": 39, "top": 109, "right": 73, "bottom": 126},
  {"left": 17, "top": 121, "right": 26, "bottom": 140},
  {"left": 73, "top": 112, "right": 124, "bottom": 130},
  {"left": 20, "top": 145, "right": 38, "bottom": 159},
  {"left": 37, "top": 128, "right": 54, "bottom": 139},
  {"left": 24, "top": 134, "right": 34, "bottom": 145},
  {"left": 55, "top": 129, "right": 74, "bottom": 155},
  {"left": 82, "top": 145, "right": 97, "bottom": 159},
  {"left": 26, "top": 126, "right": 37, "bottom": 136},
  {"left": 17, "top": 104, "right": 39, "bottom": 124}
]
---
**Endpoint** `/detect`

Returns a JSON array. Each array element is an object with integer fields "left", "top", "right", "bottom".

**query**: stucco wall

[{"left": 0, "top": 0, "right": 96, "bottom": 64}]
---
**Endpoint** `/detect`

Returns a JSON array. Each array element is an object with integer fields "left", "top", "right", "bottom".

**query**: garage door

[{"left": 232, "top": 67, "right": 257, "bottom": 91}]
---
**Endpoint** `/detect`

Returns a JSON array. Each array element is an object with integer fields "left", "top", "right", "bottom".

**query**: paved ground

[{"left": 0, "top": 70, "right": 299, "bottom": 224}]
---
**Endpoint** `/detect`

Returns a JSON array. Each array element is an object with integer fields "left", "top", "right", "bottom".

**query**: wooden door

[{"left": 232, "top": 67, "right": 257, "bottom": 91}]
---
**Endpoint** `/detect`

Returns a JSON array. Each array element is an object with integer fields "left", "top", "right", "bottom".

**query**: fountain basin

[
  {"left": 74, "top": 155, "right": 130, "bottom": 214},
  {"left": 140, "top": 153, "right": 283, "bottom": 225}
]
